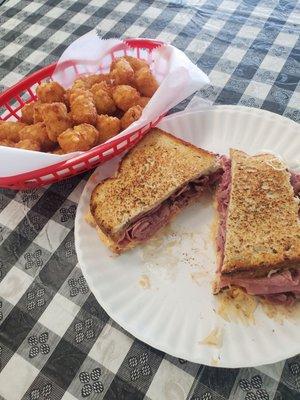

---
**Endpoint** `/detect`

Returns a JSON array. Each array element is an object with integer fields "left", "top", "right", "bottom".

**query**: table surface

[{"left": 0, "top": 0, "right": 300, "bottom": 399}]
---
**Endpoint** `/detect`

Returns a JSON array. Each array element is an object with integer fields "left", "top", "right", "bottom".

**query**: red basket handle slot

[
  {"left": 0, "top": 60, "right": 94, "bottom": 107},
  {"left": 124, "top": 38, "right": 164, "bottom": 50},
  {"left": 0, "top": 64, "right": 57, "bottom": 106},
  {"left": 62, "top": 134, "right": 129, "bottom": 166},
  {"left": 0, "top": 129, "right": 143, "bottom": 187}
]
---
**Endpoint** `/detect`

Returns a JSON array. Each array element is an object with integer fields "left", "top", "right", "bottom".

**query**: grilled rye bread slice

[{"left": 221, "top": 149, "right": 300, "bottom": 278}]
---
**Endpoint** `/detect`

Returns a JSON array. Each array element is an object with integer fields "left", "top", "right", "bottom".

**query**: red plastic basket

[{"left": 0, "top": 38, "right": 164, "bottom": 190}]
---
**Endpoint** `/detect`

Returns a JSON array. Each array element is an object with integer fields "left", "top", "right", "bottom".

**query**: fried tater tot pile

[{"left": 0, "top": 56, "right": 159, "bottom": 153}]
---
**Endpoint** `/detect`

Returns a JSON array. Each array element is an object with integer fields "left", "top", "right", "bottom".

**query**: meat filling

[
  {"left": 219, "top": 269, "right": 300, "bottom": 305},
  {"left": 216, "top": 165, "right": 300, "bottom": 305},
  {"left": 118, "top": 168, "right": 223, "bottom": 246},
  {"left": 291, "top": 171, "right": 300, "bottom": 197}
]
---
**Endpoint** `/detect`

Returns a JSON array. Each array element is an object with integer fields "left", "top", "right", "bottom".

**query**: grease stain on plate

[
  {"left": 199, "top": 327, "right": 223, "bottom": 348},
  {"left": 217, "top": 288, "right": 258, "bottom": 325},
  {"left": 138, "top": 274, "right": 151, "bottom": 289},
  {"left": 190, "top": 271, "right": 209, "bottom": 285},
  {"left": 259, "top": 300, "right": 300, "bottom": 324},
  {"left": 217, "top": 288, "right": 300, "bottom": 325}
]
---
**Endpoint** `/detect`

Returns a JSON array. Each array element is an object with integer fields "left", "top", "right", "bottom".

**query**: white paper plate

[{"left": 75, "top": 106, "right": 300, "bottom": 368}]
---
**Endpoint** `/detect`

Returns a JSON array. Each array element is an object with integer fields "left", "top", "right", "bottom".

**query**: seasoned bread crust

[
  {"left": 91, "top": 128, "right": 220, "bottom": 240},
  {"left": 222, "top": 149, "right": 300, "bottom": 277},
  {"left": 85, "top": 210, "right": 136, "bottom": 253}
]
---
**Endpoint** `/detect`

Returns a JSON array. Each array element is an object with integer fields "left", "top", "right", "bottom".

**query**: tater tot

[
  {"left": 95, "top": 115, "right": 121, "bottom": 143},
  {"left": 90, "top": 81, "right": 113, "bottom": 95},
  {"left": 40, "top": 102, "right": 72, "bottom": 142},
  {"left": 80, "top": 73, "right": 110, "bottom": 89},
  {"left": 110, "top": 59, "right": 135, "bottom": 85},
  {"left": 69, "top": 88, "right": 87, "bottom": 104},
  {"left": 135, "top": 96, "right": 150, "bottom": 108},
  {"left": 15, "top": 139, "right": 41, "bottom": 151},
  {"left": 65, "top": 83, "right": 86, "bottom": 112},
  {"left": 68, "top": 79, "right": 92, "bottom": 103},
  {"left": 112, "top": 85, "right": 140, "bottom": 111},
  {"left": 0, "top": 139, "right": 15, "bottom": 148},
  {"left": 124, "top": 56, "right": 149, "bottom": 72},
  {"left": 0, "top": 121, "right": 27, "bottom": 142},
  {"left": 135, "top": 67, "right": 158, "bottom": 97},
  {"left": 19, "top": 122, "right": 55, "bottom": 152},
  {"left": 36, "top": 81, "right": 65, "bottom": 103},
  {"left": 33, "top": 102, "right": 45, "bottom": 123},
  {"left": 91, "top": 86, "right": 116, "bottom": 115},
  {"left": 120, "top": 105, "right": 143, "bottom": 130},
  {"left": 20, "top": 102, "right": 35, "bottom": 124},
  {"left": 72, "top": 79, "right": 87, "bottom": 90},
  {"left": 58, "top": 124, "right": 98, "bottom": 152},
  {"left": 70, "top": 89, "right": 97, "bottom": 125}
]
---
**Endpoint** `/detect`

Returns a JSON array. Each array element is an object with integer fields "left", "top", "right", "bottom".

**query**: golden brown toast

[
  {"left": 90, "top": 128, "right": 220, "bottom": 243},
  {"left": 221, "top": 149, "right": 300, "bottom": 278}
]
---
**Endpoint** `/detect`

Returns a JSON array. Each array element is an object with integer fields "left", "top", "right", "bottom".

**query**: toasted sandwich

[
  {"left": 89, "top": 128, "right": 223, "bottom": 253},
  {"left": 214, "top": 149, "right": 300, "bottom": 305}
]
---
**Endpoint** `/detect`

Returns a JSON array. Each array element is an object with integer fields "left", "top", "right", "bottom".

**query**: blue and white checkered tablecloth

[{"left": 0, "top": 0, "right": 299, "bottom": 399}]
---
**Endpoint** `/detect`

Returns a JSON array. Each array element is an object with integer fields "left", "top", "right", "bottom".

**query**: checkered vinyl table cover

[{"left": 0, "top": 0, "right": 299, "bottom": 399}]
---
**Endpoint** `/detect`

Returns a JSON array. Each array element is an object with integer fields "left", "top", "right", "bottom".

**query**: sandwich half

[
  {"left": 90, "top": 128, "right": 223, "bottom": 253},
  {"left": 215, "top": 149, "right": 300, "bottom": 305}
]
